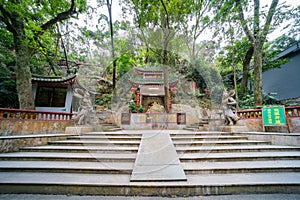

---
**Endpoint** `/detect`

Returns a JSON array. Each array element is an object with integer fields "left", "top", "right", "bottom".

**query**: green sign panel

[{"left": 262, "top": 106, "right": 286, "bottom": 126}]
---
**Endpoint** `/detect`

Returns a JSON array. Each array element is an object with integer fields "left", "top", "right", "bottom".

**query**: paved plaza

[{"left": 1, "top": 194, "right": 300, "bottom": 200}]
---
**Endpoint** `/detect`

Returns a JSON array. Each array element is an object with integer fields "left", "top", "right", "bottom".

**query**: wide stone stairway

[{"left": 0, "top": 130, "right": 300, "bottom": 196}]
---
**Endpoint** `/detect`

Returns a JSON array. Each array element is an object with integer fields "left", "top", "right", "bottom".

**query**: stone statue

[
  {"left": 72, "top": 88, "right": 94, "bottom": 125},
  {"left": 222, "top": 89, "right": 240, "bottom": 125}
]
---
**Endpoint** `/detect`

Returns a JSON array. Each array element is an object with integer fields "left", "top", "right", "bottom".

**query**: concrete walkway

[
  {"left": 130, "top": 130, "right": 186, "bottom": 181},
  {"left": 1, "top": 194, "right": 300, "bottom": 200}
]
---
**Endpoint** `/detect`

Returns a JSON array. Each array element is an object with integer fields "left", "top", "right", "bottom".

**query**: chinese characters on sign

[{"left": 262, "top": 106, "right": 286, "bottom": 126}]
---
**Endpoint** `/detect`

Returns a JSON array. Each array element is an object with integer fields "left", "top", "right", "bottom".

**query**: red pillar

[
  {"left": 169, "top": 90, "right": 172, "bottom": 113},
  {"left": 136, "top": 89, "right": 140, "bottom": 108}
]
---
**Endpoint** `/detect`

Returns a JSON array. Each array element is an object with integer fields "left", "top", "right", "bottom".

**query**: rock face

[{"left": 146, "top": 102, "right": 165, "bottom": 113}]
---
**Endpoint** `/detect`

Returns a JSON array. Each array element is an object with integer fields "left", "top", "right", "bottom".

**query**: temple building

[
  {"left": 32, "top": 74, "right": 76, "bottom": 113},
  {"left": 129, "top": 66, "right": 178, "bottom": 113},
  {"left": 32, "top": 74, "right": 97, "bottom": 113}
]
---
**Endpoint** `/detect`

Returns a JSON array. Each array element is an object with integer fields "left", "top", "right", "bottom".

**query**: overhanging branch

[
  {"left": 0, "top": 5, "right": 15, "bottom": 33},
  {"left": 236, "top": 0, "right": 254, "bottom": 43},
  {"left": 40, "top": 0, "right": 76, "bottom": 32}
]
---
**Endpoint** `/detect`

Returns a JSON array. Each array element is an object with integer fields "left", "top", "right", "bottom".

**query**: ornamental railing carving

[{"left": 0, "top": 108, "right": 73, "bottom": 121}]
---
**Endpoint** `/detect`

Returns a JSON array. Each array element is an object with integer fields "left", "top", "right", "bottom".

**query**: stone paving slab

[
  {"left": 171, "top": 135, "right": 248, "bottom": 139},
  {"left": 131, "top": 131, "right": 186, "bottom": 181},
  {"left": 175, "top": 145, "right": 300, "bottom": 151},
  {"left": 181, "top": 160, "right": 300, "bottom": 170},
  {"left": 70, "top": 136, "right": 142, "bottom": 139},
  {"left": 1, "top": 194, "right": 300, "bottom": 200},
  {"left": 0, "top": 172, "right": 299, "bottom": 186},
  {"left": 179, "top": 151, "right": 300, "bottom": 159},
  {"left": 81, "top": 130, "right": 142, "bottom": 136},
  {"left": 51, "top": 140, "right": 141, "bottom": 144},
  {"left": 173, "top": 140, "right": 269, "bottom": 145},
  {"left": 130, "top": 165, "right": 187, "bottom": 181},
  {"left": 0, "top": 152, "right": 136, "bottom": 161},
  {"left": 0, "top": 161, "right": 134, "bottom": 171},
  {"left": 21, "top": 145, "right": 139, "bottom": 151}
]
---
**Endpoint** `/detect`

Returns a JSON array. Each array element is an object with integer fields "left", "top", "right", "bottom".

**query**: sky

[{"left": 83, "top": 0, "right": 299, "bottom": 44}]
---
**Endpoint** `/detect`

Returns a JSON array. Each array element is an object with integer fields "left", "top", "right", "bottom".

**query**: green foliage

[
  {"left": 137, "top": 105, "right": 145, "bottom": 113},
  {"left": 122, "top": 0, "right": 195, "bottom": 28},
  {"left": 239, "top": 93, "right": 281, "bottom": 109},
  {"left": 238, "top": 94, "right": 254, "bottom": 109},
  {"left": 0, "top": 0, "right": 87, "bottom": 74},
  {"left": 95, "top": 93, "right": 113, "bottom": 109},
  {"left": 0, "top": 66, "right": 18, "bottom": 108},
  {"left": 216, "top": 37, "right": 251, "bottom": 76},
  {"left": 185, "top": 58, "right": 224, "bottom": 105},
  {"left": 129, "top": 101, "right": 137, "bottom": 113},
  {"left": 0, "top": 28, "right": 14, "bottom": 67}
]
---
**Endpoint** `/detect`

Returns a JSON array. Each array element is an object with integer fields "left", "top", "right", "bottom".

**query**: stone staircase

[
  {"left": 0, "top": 130, "right": 300, "bottom": 196},
  {"left": 97, "top": 111, "right": 122, "bottom": 132},
  {"left": 98, "top": 122, "right": 122, "bottom": 132},
  {"left": 183, "top": 119, "right": 210, "bottom": 131}
]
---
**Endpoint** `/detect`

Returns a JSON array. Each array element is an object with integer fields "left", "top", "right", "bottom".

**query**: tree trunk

[
  {"left": 161, "top": 13, "right": 170, "bottom": 113},
  {"left": 253, "top": 41, "right": 263, "bottom": 106},
  {"left": 13, "top": 21, "right": 35, "bottom": 110},
  {"left": 163, "top": 44, "right": 170, "bottom": 113},
  {"left": 240, "top": 46, "right": 254, "bottom": 94},
  {"left": 107, "top": 0, "right": 116, "bottom": 91}
]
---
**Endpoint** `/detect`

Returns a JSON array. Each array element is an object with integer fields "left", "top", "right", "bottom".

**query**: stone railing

[
  {"left": 237, "top": 106, "right": 300, "bottom": 120},
  {"left": 0, "top": 108, "right": 73, "bottom": 121},
  {"left": 285, "top": 106, "right": 300, "bottom": 118},
  {"left": 237, "top": 108, "right": 262, "bottom": 119}
]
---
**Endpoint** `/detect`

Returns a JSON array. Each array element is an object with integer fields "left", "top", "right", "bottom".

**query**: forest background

[{"left": 0, "top": 0, "right": 299, "bottom": 110}]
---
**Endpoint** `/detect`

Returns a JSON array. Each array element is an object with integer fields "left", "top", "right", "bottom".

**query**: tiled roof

[{"left": 32, "top": 74, "right": 76, "bottom": 83}]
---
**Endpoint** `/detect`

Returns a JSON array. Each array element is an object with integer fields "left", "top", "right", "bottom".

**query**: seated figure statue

[{"left": 222, "top": 89, "right": 240, "bottom": 125}]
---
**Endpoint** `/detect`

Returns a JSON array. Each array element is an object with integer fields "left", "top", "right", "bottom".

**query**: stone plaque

[
  {"left": 177, "top": 113, "right": 186, "bottom": 125},
  {"left": 121, "top": 113, "right": 131, "bottom": 125}
]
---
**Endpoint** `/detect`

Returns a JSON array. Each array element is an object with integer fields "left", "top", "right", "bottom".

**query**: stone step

[
  {"left": 0, "top": 133, "right": 77, "bottom": 153},
  {"left": 100, "top": 123, "right": 118, "bottom": 126},
  {"left": 104, "top": 128, "right": 123, "bottom": 132},
  {"left": 0, "top": 152, "right": 136, "bottom": 162},
  {"left": 0, "top": 130, "right": 299, "bottom": 196},
  {"left": 0, "top": 172, "right": 299, "bottom": 195},
  {"left": 173, "top": 140, "right": 270, "bottom": 146},
  {"left": 171, "top": 135, "right": 249, "bottom": 141},
  {"left": 185, "top": 125, "right": 204, "bottom": 129},
  {"left": 20, "top": 145, "right": 139, "bottom": 153},
  {"left": 182, "top": 160, "right": 300, "bottom": 174},
  {"left": 67, "top": 136, "right": 142, "bottom": 140},
  {"left": 179, "top": 151, "right": 300, "bottom": 162},
  {"left": 48, "top": 140, "right": 140, "bottom": 147},
  {"left": 175, "top": 145, "right": 300, "bottom": 153},
  {"left": 169, "top": 132, "right": 233, "bottom": 136},
  {"left": 183, "top": 127, "right": 198, "bottom": 131},
  {"left": 85, "top": 132, "right": 143, "bottom": 136},
  {"left": 0, "top": 161, "right": 134, "bottom": 174}
]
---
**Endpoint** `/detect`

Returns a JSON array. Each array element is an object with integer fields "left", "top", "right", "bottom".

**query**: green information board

[{"left": 262, "top": 106, "right": 286, "bottom": 126}]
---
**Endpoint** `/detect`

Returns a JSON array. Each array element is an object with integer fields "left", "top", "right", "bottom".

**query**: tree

[
  {"left": 122, "top": 0, "right": 195, "bottom": 112},
  {"left": 180, "top": 0, "right": 213, "bottom": 60},
  {"left": 105, "top": 0, "right": 116, "bottom": 91},
  {"left": 237, "top": 0, "right": 280, "bottom": 106},
  {"left": 0, "top": 0, "right": 86, "bottom": 109},
  {"left": 213, "top": 0, "right": 295, "bottom": 106}
]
